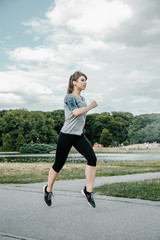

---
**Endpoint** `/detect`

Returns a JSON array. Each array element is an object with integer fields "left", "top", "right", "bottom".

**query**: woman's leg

[
  {"left": 47, "top": 168, "right": 58, "bottom": 192},
  {"left": 73, "top": 134, "right": 97, "bottom": 192},
  {"left": 85, "top": 165, "right": 96, "bottom": 192},
  {"left": 47, "top": 132, "right": 73, "bottom": 192}
]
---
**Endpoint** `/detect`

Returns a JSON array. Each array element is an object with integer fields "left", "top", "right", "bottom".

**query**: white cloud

[
  {"left": 82, "top": 37, "right": 109, "bottom": 50},
  {"left": 0, "top": 93, "right": 23, "bottom": 104},
  {"left": 83, "top": 62, "right": 104, "bottom": 71},
  {"left": 144, "top": 19, "right": 160, "bottom": 35},
  {"left": 47, "top": 0, "right": 132, "bottom": 34},
  {"left": 8, "top": 47, "right": 63, "bottom": 64},
  {"left": 0, "top": 70, "right": 64, "bottom": 110},
  {"left": 1, "top": 0, "right": 160, "bottom": 115},
  {"left": 0, "top": 71, "right": 52, "bottom": 95},
  {"left": 34, "top": 36, "right": 40, "bottom": 41},
  {"left": 22, "top": 18, "right": 51, "bottom": 34},
  {"left": 131, "top": 97, "right": 151, "bottom": 103}
]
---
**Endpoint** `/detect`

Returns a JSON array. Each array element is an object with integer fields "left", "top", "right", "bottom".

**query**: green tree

[
  {"left": 85, "top": 112, "right": 133, "bottom": 145},
  {"left": 100, "top": 128, "right": 113, "bottom": 147},
  {"left": 85, "top": 113, "right": 99, "bottom": 143},
  {"left": 128, "top": 114, "right": 160, "bottom": 144},
  {"left": 45, "top": 118, "right": 58, "bottom": 144},
  {"left": 1, "top": 109, "right": 160, "bottom": 149},
  {"left": 50, "top": 110, "right": 65, "bottom": 133},
  {"left": 2, "top": 133, "right": 13, "bottom": 151},
  {"left": 111, "top": 112, "right": 134, "bottom": 145},
  {"left": 16, "top": 133, "right": 26, "bottom": 151},
  {"left": 91, "top": 120, "right": 105, "bottom": 144},
  {"left": 87, "top": 113, "right": 113, "bottom": 144},
  {"left": 136, "top": 123, "right": 160, "bottom": 143},
  {"left": 0, "top": 109, "right": 59, "bottom": 150},
  {"left": 0, "top": 117, "right": 7, "bottom": 147}
]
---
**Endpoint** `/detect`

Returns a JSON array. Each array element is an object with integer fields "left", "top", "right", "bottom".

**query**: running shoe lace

[
  {"left": 48, "top": 192, "right": 54, "bottom": 200},
  {"left": 90, "top": 193, "right": 94, "bottom": 201}
]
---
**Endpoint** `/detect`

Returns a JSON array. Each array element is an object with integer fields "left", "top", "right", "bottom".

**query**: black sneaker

[
  {"left": 81, "top": 186, "right": 96, "bottom": 208},
  {"left": 43, "top": 185, "right": 53, "bottom": 206}
]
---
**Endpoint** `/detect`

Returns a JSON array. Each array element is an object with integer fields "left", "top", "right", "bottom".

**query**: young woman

[{"left": 43, "top": 71, "right": 98, "bottom": 208}]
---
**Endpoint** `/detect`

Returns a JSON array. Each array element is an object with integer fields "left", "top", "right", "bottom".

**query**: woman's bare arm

[{"left": 72, "top": 101, "right": 98, "bottom": 117}]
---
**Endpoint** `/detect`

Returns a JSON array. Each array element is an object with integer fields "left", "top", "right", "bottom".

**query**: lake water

[{"left": 0, "top": 153, "right": 160, "bottom": 163}]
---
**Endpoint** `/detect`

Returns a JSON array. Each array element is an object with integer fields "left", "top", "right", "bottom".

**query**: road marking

[{"left": 0, "top": 232, "right": 36, "bottom": 240}]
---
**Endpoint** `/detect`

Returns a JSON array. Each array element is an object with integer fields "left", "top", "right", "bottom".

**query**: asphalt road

[{"left": 0, "top": 173, "right": 160, "bottom": 240}]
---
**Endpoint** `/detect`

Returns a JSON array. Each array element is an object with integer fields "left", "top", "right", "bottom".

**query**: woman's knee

[
  {"left": 52, "top": 163, "right": 63, "bottom": 173},
  {"left": 87, "top": 155, "right": 97, "bottom": 167}
]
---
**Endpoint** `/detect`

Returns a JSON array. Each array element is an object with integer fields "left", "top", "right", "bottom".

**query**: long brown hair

[{"left": 67, "top": 71, "right": 87, "bottom": 94}]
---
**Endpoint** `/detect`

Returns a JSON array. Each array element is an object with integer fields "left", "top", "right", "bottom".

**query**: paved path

[{"left": 0, "top": 173, "right": 160, "bottom": 240}]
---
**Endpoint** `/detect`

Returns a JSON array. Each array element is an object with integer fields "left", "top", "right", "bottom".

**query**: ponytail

[{"left": 67, "top": 75, "right": 74, "bottom": 94}]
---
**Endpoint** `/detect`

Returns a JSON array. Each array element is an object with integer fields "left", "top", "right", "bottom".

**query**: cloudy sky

[{"left": 0, "top": 0, "right": 160, "bottom": 115}]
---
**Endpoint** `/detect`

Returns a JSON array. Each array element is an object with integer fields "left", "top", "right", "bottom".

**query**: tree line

[{"left": 0, "top": 109, "right": 160, "bottom": 151}]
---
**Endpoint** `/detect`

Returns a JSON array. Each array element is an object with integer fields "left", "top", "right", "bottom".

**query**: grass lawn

[
  {"left": 94, "top": 178, "right": 160, "bottom": 201},
  {"left": 0, "top": 161, "right": 160, "bottom": 184},
  {"left": 0, "top": 161, "right": 160, "bottom": 201}
]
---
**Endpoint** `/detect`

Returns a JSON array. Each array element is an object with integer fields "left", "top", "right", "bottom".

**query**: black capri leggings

[{"left": 52, "top": 132, "right": 97, "bottom": 173}]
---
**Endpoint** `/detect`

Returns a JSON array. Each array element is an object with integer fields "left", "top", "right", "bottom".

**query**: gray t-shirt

[{"left": 61, "top": 93, "right": 87, "bottom": 135}]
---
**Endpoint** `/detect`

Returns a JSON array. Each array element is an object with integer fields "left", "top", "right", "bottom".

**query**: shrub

[{"left": 20, "top": 143, "right": 57, "bottom": 154}]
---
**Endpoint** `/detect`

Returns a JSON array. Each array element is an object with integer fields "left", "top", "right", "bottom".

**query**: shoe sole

[
  {"left": 43, "top": 185, "right": 47, "bottom": 195},
  {"left": 81, "top": 189, "right": 95, "bottom": 208}
]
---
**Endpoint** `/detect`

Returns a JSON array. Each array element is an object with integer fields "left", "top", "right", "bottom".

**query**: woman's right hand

[{"left": 90, "top": 101, "right": 98, "bottom": 109}]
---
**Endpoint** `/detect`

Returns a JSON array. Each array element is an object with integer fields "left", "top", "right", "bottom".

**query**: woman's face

[{"left": 74, "top": 75, "right": 87, "bottom": 91}]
